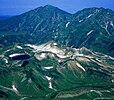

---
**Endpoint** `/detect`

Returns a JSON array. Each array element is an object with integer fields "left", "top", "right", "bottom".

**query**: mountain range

[
  {"left": 0, "top": 5, "right": 114, "bottom": 57},
  {"left": 0, "top": 5, "right": 114, "bottom": 100},
  {"left": 0, "top": 16, "right": 11, "bottom": 21}
]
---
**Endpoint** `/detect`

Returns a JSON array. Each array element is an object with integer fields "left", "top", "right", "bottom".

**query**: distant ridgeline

[
  {"left": 0, "top": 5, "right": 114, "bottom": 56},
  {"left": 0, "top": 16, "right": 11, "bottom": 21}
]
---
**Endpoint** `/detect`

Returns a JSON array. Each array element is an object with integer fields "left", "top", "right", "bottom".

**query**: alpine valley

[{"left": 0, "top": 5, "right": 114, "bottom": 100}]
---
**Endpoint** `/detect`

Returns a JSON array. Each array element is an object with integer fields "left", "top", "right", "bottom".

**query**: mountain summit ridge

[{"left": 0, "top": 5, "right": 114, "bottom": 56}]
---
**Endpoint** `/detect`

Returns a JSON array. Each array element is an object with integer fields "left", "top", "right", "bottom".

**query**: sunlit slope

[
  {"left": 0, "top": 6, "right": 114, "bottom": 56},
  {"left": 0, "top": 42, "right": 114, "bottom": 99}
]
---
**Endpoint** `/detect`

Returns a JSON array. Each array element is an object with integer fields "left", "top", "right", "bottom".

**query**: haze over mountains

[{"left": 0, "top": 16, "right": 11, "bottom": 21}]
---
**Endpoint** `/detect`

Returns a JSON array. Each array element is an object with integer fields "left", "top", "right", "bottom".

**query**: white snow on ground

[
  {"left": 66, "top": 22, "right": 70, "bottom": 28},
  {"left": 109, "top": 56, "right": 114, "bottom": 60},
  {"left": 27, "top": 43, "right": 70, "bottom": 59},
  {"left": 0, "top": 85, "right": 19, "bottom": 95},
  {"left": 83, "top": 55, "right": 93, "bottom": 59},
  {"left": 110, "top": 21, "right": 114, "bottom": 28},
  {"left": 45, "top": 76, "right": 53, "bottom": 89},
  {"left": 79, "top": 14, "right": 93, "bottom": 23},
  {"left": 57, "top": 54, "right": 70, "bottom": 59},
  {"left": 76, "top": 62, "right": 85, "bottom": 71},
  {"left": 90, "top": 90, "right": 96, "bottom": 92},
  {"left": 6, "top": 49, "right": 11, "bottom": 52},
  {"left": 3, "top": 58, "right": 8, "bottom": 63},
  {"left": 9, "top": 53, "right": 23, "bottom": 57},
  {"left": 75, "top": 53, "right": 84, "bottom": 56},
  {"left": 86, "top": 14, "right": 92, "bottom": 19},
  {"left": 12, "top": 85, "right": 18, "bottom": 92},
  {"left": 79, "top": 14, "right": 92, "bottom": 23},
  {"left": 17, "top": 46, "right": 23, "bottom": 49},
  {"left": 58, "top": 59, "right": 62, "bottom": 63},
  {"left": 96, "top": 58, "right": 102, "bottom": 63},
  {"left": 79, "top": 19, "right": 83, "bottom": 23},
  {"left": 87, "top": 30, "right": 94, "bottom": 36},
  {"left": 112, "top": 79, "right": 114, "bottom": 83},
  {"left": 12, "top": 84, "right": 19, "bottom": 95},
  {"left": 103, "top": 55, "right": 114, "bottom": 60},
  {"left": 53, "top": 42, "right": 57, "bottom": 46},
  {"left": 74, "top": 52, "right": 93, "bottom": 59},
  {"left": 45, "top": 76, "right": 51, "bottom": 80},
  {"left": 44, "top": 66, "right": 53, "bottom": 70},
  {"left": 49, "top": 82, "right": 53, "bottom": 89},
  {"left": 100, "top": 22, "right": 110, "bottom": 36}
]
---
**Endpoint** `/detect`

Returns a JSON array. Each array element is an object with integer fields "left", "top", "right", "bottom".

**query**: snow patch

[
  {"left": 12, "top": 85, "right": 18, "bottom": 92},
  {"left": 6, "top": 49, "right": 11, "bottom": 52},
  {"left": 75, "top": 52, "right": 93, "bottom": 59},
  {"left": 27, "top": 43, "right": 69, "bottom": 59},
  {"left": 45, "top": 76, "right": 51, "bottom": 81},
  {"left": 86, "top": 14, "right": 92, "bottom": 19},
  {"left": 79, "top": 14, "right": 92, "bottom": 23},
  {"left": 76, "top": 62, "right": 85, "bottom": 71},
  {"left": 112, "top": 79, "right": 114, "bottom": 83},
  {"left": 87, "top": 30, "right": 94, "bottom": 36},
  {"left": 17, "top": 46, "right": 23, "bottom": 49},
  {"left": 49, "top": 82, "right": 53, "bottom": 89},
  {"left": 3, "top": 58, "right": 8, "bottom": 63},
  {"left": 9, "top": 53, "right": 23, "bottom": 58},
  {"left": 79, "top": 19, "right": 83, "bottom": 23},
  {"left": 53, "top": 42, "right": 57, "bottom": 46},
  {"left": 44, "top": 66, "right": 53, "bottom": 70},
  {"left": 110, "top": 21, "right": 114, "bottom": 28},
  {"left": 101, "top": 22, "right": 110, "bottom": 36},
  {"left": 66, "top": 22, "right": 70, "bottom": 28},
  {"left": 96, "top": 58, "right": 102, "bottom": 63},
  {"left": 45, "top": 76, "right": 53, "bottom": 89}
]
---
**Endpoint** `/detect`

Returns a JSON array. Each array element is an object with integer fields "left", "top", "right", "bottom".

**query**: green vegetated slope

[
  {"left": 0, "top": 5, "right": 114, "bottom": 56},
  {"left": 0, "top": 42, "right": 114, "bottom": 99}
]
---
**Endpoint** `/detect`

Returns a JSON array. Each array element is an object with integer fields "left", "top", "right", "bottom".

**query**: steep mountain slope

[
  {"left": 0, "top": 41, "right": 114, "bottom": 100},
  {"left": 68, "top": 7, "right": 114, "bottom": 56},
  {"left": 0, "top": 5, "right": 71, "bottom": 44},
  {"left": 0, "top": 5, "right": 114, "bottom": 56}
]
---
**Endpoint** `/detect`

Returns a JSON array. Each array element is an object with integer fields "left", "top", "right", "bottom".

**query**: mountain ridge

[
  {"left": 0, "top": 5, "right": 114, "bottom": 56},
  {"left": 0, "top": 16, "right": 11, "bottom": 21},
  {"left": 0, "top": 41, "right": 114, "bottom": 99}
]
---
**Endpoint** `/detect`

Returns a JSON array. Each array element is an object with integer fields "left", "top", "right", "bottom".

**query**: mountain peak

[
  {"left": 0, "top": 6, "right": 114, "bottom": 57},
  {"left": 80, "top": 7, "right": 114, "bottom": 13},
  {"left": 31, "top": 4, "right": 71, "bottom": 15},
  {"left": 44, "top": 5, "right": 55, "bottom": 8}
]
